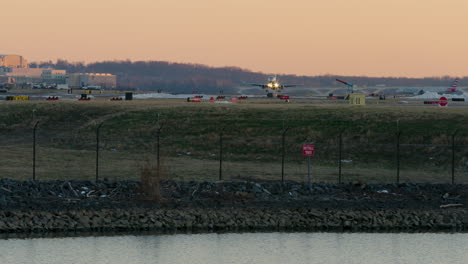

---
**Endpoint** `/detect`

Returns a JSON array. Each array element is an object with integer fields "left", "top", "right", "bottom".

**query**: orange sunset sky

[{"left": 2, "top": 0, "right": 468, "bottom": 77}]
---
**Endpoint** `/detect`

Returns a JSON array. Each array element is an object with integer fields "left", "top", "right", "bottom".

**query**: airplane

[
  {"left": 437, "top": 78, "right": 461, "bottom": 94},
  {"left": 246, "top": 75, "right": 300, "bottom": 92},
  {"left": 408, "top": 78, "right": 463, "bottom": 96}
]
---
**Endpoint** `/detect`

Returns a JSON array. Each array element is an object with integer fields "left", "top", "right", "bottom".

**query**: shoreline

[
  {"left": 0, "top": 206, "right": 466, "bottom": 235},
  {"left": 0, "top": 180, "right": 467, "bottom": 236},
  {"left": 1, "top": 225, "right": 467, "bottom": 241}
]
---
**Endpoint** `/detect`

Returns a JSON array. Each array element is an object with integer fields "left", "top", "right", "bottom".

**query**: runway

[{"left": 1, "top": 88, "right": 467, "bottom": 108}]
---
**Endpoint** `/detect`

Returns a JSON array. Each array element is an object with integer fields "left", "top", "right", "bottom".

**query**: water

[{"left": 0, "top": 232, "right": 467, "bottom": 264}]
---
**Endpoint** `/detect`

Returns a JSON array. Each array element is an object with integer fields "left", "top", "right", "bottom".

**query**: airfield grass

[
  {"left": 0, "top": 145, "right": 461, "bottom": 183},
  {"left": 0, "top": 99, "right": 467, "bottom": 183}
]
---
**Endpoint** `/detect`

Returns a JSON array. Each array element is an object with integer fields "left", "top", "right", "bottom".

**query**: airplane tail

[
  {"left": 445, "top": 78, "right": 459, "bottom": 93},
  {"left": 336, "top": 79, "right": 353, "bottom": 87}
]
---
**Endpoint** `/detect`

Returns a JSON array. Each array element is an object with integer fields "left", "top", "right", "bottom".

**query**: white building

[
  {"left": 5, "top": 68, "right": 67, "bottom": 85},
  {"left": 68, "top": 73, "right": 117, "bottom": 89}
]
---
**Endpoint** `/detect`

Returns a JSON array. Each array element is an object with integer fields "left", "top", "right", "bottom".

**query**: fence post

[
  {"left": 156, "top": 127, "right": 161, "bottom": 176},
  {"left": 338, "top": 132, "right": 343, "bottom": 184},
  {"left": 451, "top": 132, "right": 456, "bottom": 184},
  {"left": 32, "top": 121, "right": 39, "bottom": 181},
  {"left": 95, "top": 123, "right": 103, "bottom": 182},
  {"left": 155, "top": 115, "right": 165, "bottom": 178},
  {"left": 396, "top": 131, "right": 401, "bottom": 184},
  {"left": 219, "top": 127, "right": 224, "bottom": 181},
  {"left": 281, "top": 127, "right": 289, "bottom": 184}
]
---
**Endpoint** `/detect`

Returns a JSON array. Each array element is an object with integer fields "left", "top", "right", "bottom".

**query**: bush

[{"left": 140, "top": 160, "right": 166, "bottom": 201}]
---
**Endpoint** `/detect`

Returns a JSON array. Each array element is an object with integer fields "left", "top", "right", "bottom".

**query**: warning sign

[
  {"left": 302, "top": 144, "right": 315, "bottom": 156},
  {"left": 439, "top": 97, "right": 448, "bottom": 107}
]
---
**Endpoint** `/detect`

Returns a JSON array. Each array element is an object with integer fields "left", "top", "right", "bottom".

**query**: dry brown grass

[
  {"left": 139, "top": 158, "right": 170, "bottom": 201},
  {"left": 0, "top": 145, "right": 464, "bottom": 183},
  {"left": 0, "top": 97, "right": 466, "bottom": 184}
]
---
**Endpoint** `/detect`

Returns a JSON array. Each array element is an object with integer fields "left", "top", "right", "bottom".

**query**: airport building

[
  {"left": 0, "top": 54, "right": 68, "bottom": 87},
  {"left": 68, "top": 73, "right": 117, "bottom": 89},
  {"left": 0, "top": 55, "right": 28, "bottom": 68},
  {"left": 4, "top": 68, "right": 67, "bottom": 85},
  {"left": 1, "top": 54, "right": 118, "bottom": 89}
]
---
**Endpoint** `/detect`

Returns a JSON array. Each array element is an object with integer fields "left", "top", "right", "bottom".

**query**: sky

[{"left": 2, "top": 0, "right": 468, "bottom": 77}]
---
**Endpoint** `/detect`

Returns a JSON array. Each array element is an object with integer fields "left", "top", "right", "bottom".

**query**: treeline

[{"left": 30, "top": 60, "right": 466, "bottom": 93}]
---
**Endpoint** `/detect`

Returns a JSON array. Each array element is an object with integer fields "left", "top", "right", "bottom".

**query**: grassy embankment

[{"left": 0, "top": 99, "right": 466, "bottom": 183}]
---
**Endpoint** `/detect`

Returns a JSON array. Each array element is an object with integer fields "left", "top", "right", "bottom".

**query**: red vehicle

[
  {"left": 187, "top": 97, "right": 201, "bottom": 102},
  {"left": 46, "top": 96, "right": 59, "bottom": 101}
]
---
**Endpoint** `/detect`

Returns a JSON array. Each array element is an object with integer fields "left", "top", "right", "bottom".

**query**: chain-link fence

[{"left": 1, "top": 121, "right": 467, "bottom": 184}]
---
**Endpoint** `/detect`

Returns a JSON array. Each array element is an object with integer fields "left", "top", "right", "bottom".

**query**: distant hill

[{"left": 31, "top": 60, "right": 466, "bottom": 94}]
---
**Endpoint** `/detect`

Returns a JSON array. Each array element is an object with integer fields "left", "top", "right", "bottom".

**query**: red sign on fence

[{"left": 302, "top": 144, "right": 315, "bottom": 156}]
